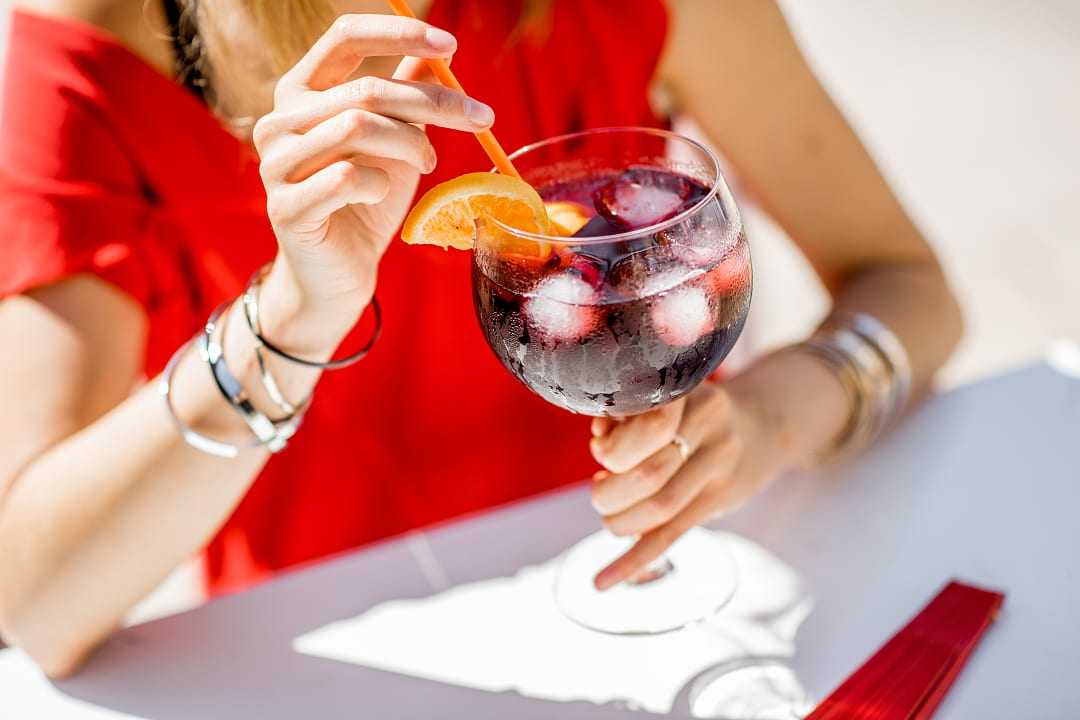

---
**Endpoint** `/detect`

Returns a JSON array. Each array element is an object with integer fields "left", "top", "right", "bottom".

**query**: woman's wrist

[
  {"left": 209, "top": 260, "right": 355, "bottom": 420},
  {"left": 257, "top": 257, "right": 372, "bottom": 361},
  {"left": 725, "top": 346, "right": 853, "bottom": 472}
]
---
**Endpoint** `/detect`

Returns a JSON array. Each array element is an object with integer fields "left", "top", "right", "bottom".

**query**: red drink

[{"left": 473, "top": 166, "right": 751, "bottom": 416}]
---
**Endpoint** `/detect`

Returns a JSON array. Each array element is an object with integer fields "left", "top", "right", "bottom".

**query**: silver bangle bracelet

[
  {"left": 797, "top": 311, "right": 913, "bottom": 465},
  {"left": 841, "top": 312, "right": 913, "bottom": 419},
  {"left": 159, "top": 338, "right": 256, "bottom": 459},
  {"left": 241, "top": 265, "right": 381, "bottom": 370},
  {"left": 159, "top": 306, "right": 308, "bottom": 460},
  {"left": 241, "top": 274, "right": 307, "bottom": 416},
  {"left": 795, "top": 338, "right": 865, "bottom": 460},
  {"left": 254, "top": 343, "right": 300, "bottom": 416},
  {"left": 199, "top": 303, "right": 306, "bottom": 454}
]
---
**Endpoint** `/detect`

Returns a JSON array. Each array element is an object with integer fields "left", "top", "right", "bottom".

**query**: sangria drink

[{"left": 473, "top": 164, "right": 750, "bottom": 416}]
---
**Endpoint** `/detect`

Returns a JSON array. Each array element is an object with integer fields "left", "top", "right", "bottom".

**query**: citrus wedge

[
  {"left": 545, "top": 201, "right": 592, "bottom": 236},
  {"left": 401, "top": 172, "right": 551, "bottom": 251}
]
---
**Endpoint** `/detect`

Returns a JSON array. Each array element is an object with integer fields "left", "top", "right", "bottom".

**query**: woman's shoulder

[{"left": 11, "top": 0, "right": 175, "bottom": 77}]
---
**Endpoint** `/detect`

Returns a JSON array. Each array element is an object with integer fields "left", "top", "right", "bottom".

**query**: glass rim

[{"left": 487, "top": 126, "right": 727, "bottom": 245}]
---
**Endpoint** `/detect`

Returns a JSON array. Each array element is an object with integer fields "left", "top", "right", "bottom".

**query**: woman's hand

[
  {"left": 587, "top": 349, "right": 853, "bottom": 590},
  {"left": 251, "top": 14, "right": 495, "bottom": 346}
]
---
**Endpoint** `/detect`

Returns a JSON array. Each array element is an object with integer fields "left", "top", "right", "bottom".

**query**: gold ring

[{"left": 671, "top": 434, "right": 691, "bottom": 462}]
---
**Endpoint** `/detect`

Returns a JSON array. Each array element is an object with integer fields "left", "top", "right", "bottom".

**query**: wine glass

[{"left": 472, "top": 127, "right": 751, "bottom": 634}]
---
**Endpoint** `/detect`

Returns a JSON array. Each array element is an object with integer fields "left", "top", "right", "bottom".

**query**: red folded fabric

[{"left": 806, "top": 580, "right": 1005, "bottom": 720}]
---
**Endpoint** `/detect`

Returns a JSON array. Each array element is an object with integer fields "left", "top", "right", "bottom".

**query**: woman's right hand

[{"left": 251, "top": 14, "right": 494, "bottom": 349}]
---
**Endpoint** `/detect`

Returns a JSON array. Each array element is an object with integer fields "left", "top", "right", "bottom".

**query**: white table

[{"left": 3, "top": 363, "right": 1078, "bottom": 718}]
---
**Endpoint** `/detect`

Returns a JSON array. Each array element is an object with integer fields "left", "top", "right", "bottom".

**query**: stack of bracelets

[
  {"left": 159, "top": 264, "right": 907, "bottom": 466},
  {"left": 158, "top": 264, "right": 380, "bottom": 459},
  {"left": 791, "top": 312, "right": 913, "bottom": 465}
]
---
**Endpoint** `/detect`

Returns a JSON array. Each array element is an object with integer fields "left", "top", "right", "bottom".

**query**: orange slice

[
  {"left": 545, "top": 201, "right": 592, "bottom": 236},
  {"left": 402, "top": 173, "right": 551, "bottom": 251}
]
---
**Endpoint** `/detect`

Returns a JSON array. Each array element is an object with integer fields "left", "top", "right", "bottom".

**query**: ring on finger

[{"left": 671, "top": 433, "right": 691, "bottom": 462}]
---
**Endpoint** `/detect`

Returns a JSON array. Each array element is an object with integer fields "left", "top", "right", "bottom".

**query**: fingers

[
  {"left": 590, "top": 401, "right": 684, "bottom": 473},
  {"left": 268, "top": 160, "right": 390, "bottom": 231},
  {"left": 591, "top": 416, "right": 617, "bottom": 438},
  {"left": 323, "top": 76, "right": 493, "bottom": 130},
  {"left": 279, "top": 14, "right": 456, "bottom": 96},
  {"left": 594, "top": 493, "right": 713, "bottom": 591},
  {"left": 591, "top": 442, "right": 684, "bottom": 516},
  {"left": 254, "top": 76, "right": 492, "bottom": 158},
  {"left": 263, "top": 109, "right": 436, "bottom": 183},
  {"left": 590, "top": 385, "right": 747, "bottom": 590},
  {"left": 602, "top": 431, "right": 741, "bottom": 537}
]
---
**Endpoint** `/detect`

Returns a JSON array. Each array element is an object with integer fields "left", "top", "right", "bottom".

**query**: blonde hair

[
  {"left": 194, "top": 0, "right": 553, "bottom": 129},
  {"left": 239, "top": 1, "right": 338, "bottom": 74},
  {"left": 235, "top": 0, "right": 554, "bottom": 73}
]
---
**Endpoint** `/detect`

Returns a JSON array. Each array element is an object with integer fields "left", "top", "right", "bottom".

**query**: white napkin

[{"left": 293, "top": 532, "right": 810, "bottom": 714}]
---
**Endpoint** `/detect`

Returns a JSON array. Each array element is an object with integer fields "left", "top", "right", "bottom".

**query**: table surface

[{"left": 3, "top": 362, "right": 1079, "bottom": 719}]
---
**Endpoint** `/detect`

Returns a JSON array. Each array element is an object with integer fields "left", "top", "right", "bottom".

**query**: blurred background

[
  {"left": 1, "top": 0, "right": 1077, "bottom": 616},
  {"left": 747, "top": 0, "right": 1079, "bottom": 388}
]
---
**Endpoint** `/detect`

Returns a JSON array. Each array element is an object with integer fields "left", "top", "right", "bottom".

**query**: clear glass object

[
  {"left": 471, "top": 127, "right": 751, "bottom": 635},
  {"left": 680, "top": 657, "right": 812, "bottom": 719}
]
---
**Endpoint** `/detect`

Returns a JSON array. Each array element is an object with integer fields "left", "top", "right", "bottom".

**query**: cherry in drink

[{"left": 473, "top": 165, "right": 751, "bottom": 416}]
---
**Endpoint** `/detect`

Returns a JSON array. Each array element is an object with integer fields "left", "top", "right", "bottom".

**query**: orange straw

[{"left": 387, "top": 0, "right": 522, "bottom": 179}]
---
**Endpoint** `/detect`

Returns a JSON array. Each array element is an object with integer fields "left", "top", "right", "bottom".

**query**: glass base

[
  {"left": 681, "top": 657, "right": 812, "bottom": 719},
  {"left": 553, "top": 527, "right": 739, "bottom": 635}
]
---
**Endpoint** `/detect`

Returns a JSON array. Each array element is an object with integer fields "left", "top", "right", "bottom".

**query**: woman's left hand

[{"left": 587, "top": 381, "right": 785, "bottom": 590}]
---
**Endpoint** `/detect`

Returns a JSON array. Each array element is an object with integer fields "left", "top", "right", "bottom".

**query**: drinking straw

[{"left": 387, "top": 0, "right": 522, "bottom": 179}]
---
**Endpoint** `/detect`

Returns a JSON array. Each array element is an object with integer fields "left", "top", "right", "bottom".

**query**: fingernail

[
  {"left": 594, "top": 569, "right": 616, "bottom": 591},
  {"left": 464, "top": 98, "right": 494, "bottom": 127},
  {"left": 425, "top": 27, "right": 457, "bottom": 53}
]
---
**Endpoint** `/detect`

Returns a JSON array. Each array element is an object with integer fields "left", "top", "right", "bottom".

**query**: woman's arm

[
  {"left": 0, "top": 278, "right": 277, "bottom": 677},
  {"left": 586, "top": 0, "right": 963, "bottom": 587},
  {"left": 0, "top": 12, "right": 490, "bottom": 677},
  {"left": 662, "top": 0, "right": 963, "bottom": 391}
]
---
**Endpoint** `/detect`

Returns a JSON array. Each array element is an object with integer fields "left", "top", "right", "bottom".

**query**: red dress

[{"left": 0, "top": 2, "right": 668, "bottom": 594}]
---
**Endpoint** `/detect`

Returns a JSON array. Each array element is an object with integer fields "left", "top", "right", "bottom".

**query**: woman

[{"left": 0, "top": 0, "right": 962, "bottom": 676}]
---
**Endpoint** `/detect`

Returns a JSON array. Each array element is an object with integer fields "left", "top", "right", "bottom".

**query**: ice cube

[
  {"left": 609, "top": 247, "right": 701, "bottom": 299},
  {"left": 524, "top": 274, "right": 599, "bottom": 342},
  {"left": 594, "top": 168, "right": 691, "bottom": 231},
  {"left": 669, "top": 233, "right": 725, "bottom": 269},
  {"left": 651, "top": 285, "right": 714, "bottom": 347},
  {"left": 562, "top": 250, "right": 606, "bottom": 290},
  {"left": 661, "top": 211, "right": 733, "bottom": 269},
  {"left": 701, "top": 241, "right": 751, "bottom": 295}
]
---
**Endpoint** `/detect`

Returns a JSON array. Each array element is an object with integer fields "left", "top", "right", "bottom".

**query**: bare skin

[{"left": 0, "top": 0, "right": 962, "bottom": 676}]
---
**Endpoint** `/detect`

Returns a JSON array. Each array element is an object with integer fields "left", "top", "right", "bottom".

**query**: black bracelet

[{"left": 241, "top": 266, "right": 382, "bottom": 370}]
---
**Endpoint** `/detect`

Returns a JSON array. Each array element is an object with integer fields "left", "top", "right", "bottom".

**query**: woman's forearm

[
  {"left": 1, "top": 379, "right": 270, "bottom": 677},
  {"left": 729, "top": 260, "right": 962, "bottom": 474},
  {"left": 829, "top": 261, "right": 964, "bottom": 402},
  {"left": 0, "top": 265, "right": 349, "bottom": 677}
]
